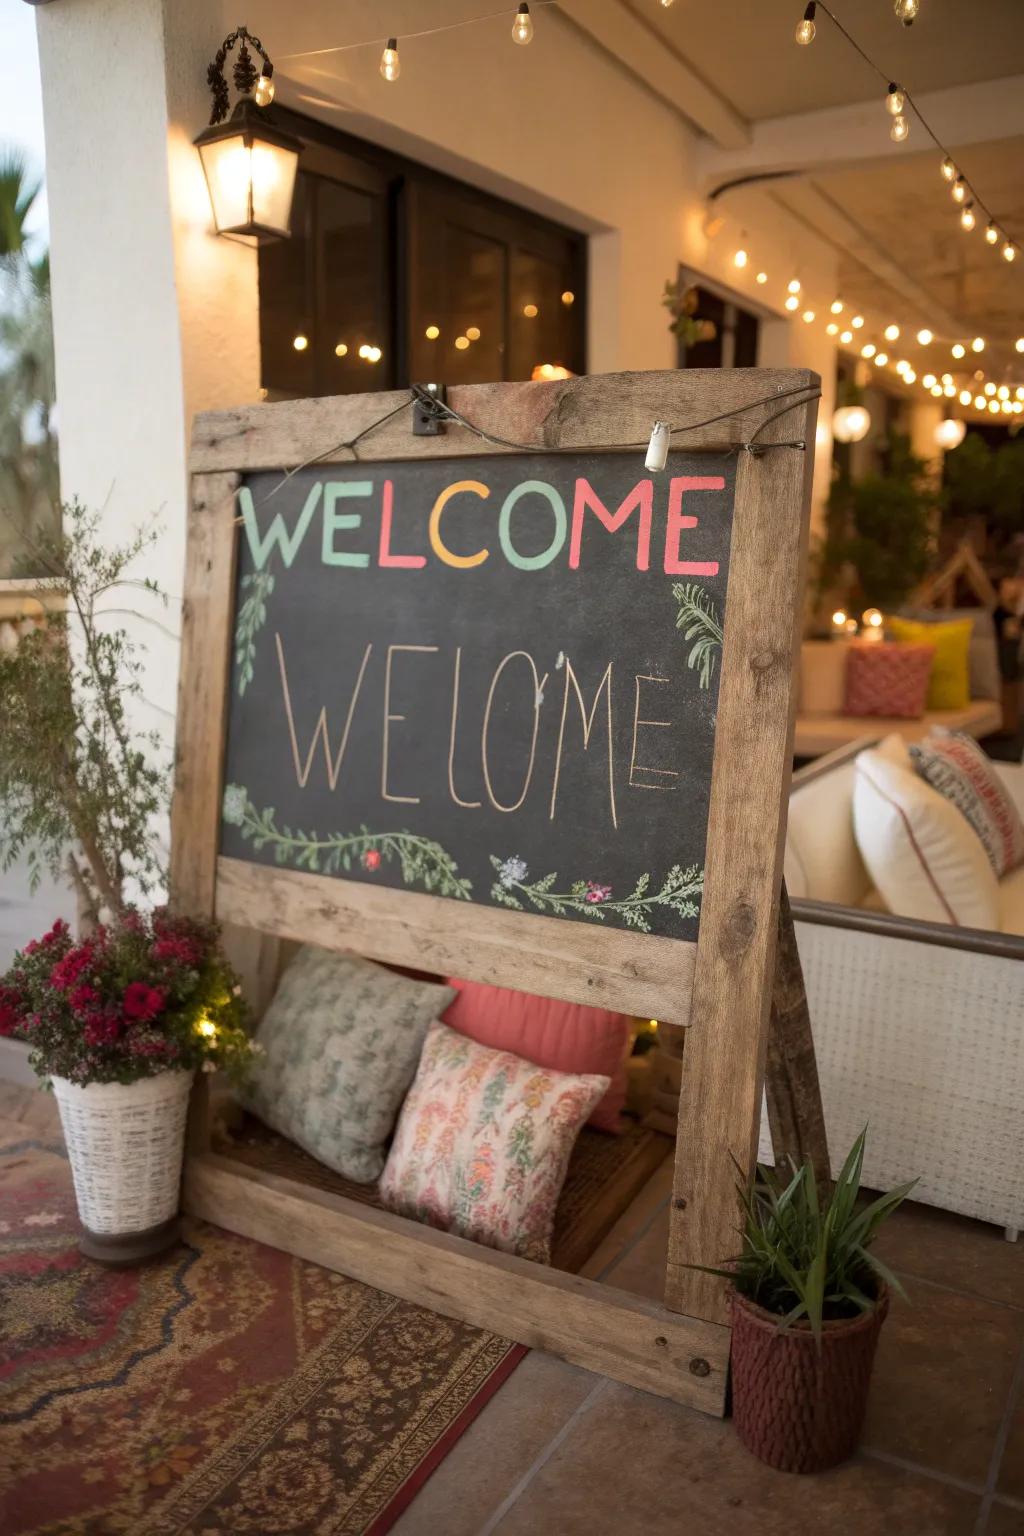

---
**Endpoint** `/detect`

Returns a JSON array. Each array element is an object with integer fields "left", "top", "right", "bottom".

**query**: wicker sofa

[{"left": 759, "top": 741, "right": 1024, "bottom": 1240}]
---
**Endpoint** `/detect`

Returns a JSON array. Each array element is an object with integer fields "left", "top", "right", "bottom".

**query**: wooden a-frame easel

[{"left": 171, "top": 368, "right": 823, "bottom": 1417}]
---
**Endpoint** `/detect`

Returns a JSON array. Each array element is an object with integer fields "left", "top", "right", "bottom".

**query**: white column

[{"left": 35, "top": 0, "right": 260, "bottom": 885}]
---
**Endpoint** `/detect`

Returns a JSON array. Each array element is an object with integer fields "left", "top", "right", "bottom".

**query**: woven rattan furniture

[{"left": 762, "top": 741, "right": 1024, "bottom": 1240}]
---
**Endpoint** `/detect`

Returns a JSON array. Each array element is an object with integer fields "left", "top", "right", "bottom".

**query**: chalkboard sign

[{"left": 219, "top": 451, "right": 736, "bottom": 941}]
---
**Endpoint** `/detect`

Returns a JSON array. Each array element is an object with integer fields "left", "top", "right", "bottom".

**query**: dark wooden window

[
  {"left": 675, "top": 282, "right": 760, "bottom": 370},
  {"left": 259, "top": 113, "right": 586, "bottom": 397}
]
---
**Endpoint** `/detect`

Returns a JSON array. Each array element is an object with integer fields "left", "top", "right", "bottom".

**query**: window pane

[
  {"left": 259, "top": 173, "right": 314, "bottom": 398},
  {"left": 317, "top": 175, "right": 390, "bottom": 393},
  {"left": 412, "top": 220, "right": 506, "bottom": 385},
  {"left": 509, "top": 248, "right": 578, "bottom": 381}
]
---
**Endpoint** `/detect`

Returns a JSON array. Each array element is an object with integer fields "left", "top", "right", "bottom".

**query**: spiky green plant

[
  {"left": 697, "top": 1129, "right": 915, "bottom": 1343},
  {"left": 673, "top": 581, "right": 723, "bottom": 690}
]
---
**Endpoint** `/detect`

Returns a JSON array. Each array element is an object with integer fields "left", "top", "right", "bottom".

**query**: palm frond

[{"left": 672, "top": 581, "right": 723, "bottom": 690}]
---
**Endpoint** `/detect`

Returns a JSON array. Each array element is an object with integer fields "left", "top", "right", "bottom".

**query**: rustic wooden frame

[{"left": 174, "top": 368, "right": 819, "bottom": 1416}]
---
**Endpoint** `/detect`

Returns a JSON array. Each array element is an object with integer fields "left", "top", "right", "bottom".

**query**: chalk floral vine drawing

[
  {"left": 234, "top": 570, "right": 275, "bottom": 696},
  {"left": 673, "top": 581, "right": 723, "bottom": 690},
  {"left": 490, "top": 855, "right": 703, "bottom": 933},
  {"left": 222, "top": 784, "right": 473, "bottom": 899}
]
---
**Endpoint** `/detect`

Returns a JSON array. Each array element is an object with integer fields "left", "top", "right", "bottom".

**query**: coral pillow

[
  {"left": 852, "top": 746, "right": 999, "bottom": 928},
  {"left": 380, "top": 1021, "right": 609, "bottom": 1262},
  {"left": 442, "top": 979, "right": 631, "bottom": 1133},
  {"left": 885, "top": 616, "right": 972, "bottom": 710},
  {"left": 844, "top": 642, "right": 934, "bottom": 719},
  {"left": 910, "top": 730, "right": 1024, "bottom": 878}
]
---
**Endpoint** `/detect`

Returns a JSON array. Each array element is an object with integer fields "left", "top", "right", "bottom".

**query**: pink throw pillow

[
  {"left": 442, "top": 979, "right": 631, "bottom": 1134},
  {"left": 380, "top": 1021, "right": 609, "bottom": 1262},
  {"left": 844, "top": 642, "right": 935, "bottom": 719}
]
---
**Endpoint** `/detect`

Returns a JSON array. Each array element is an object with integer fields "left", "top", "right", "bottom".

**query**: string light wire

[{"left": 279, "top": 2, "right": 558, "bottom": 62}]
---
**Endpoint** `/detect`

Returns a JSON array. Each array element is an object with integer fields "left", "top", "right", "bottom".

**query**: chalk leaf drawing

[
  {"left": 673, "top": 581, "right": 723, "bottom": 690},
  {"left": 490, "top": 856, "right": 703, "bottom": 933},
  {"left": 234, "top": 570, "right": 275, "bottom": 696}
]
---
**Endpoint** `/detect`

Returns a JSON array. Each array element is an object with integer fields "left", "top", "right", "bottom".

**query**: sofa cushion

[
  {"left": 998, "top": 866, "right": 1024, "bottom": 937},
  {"left": 886, "top": 616, "right": 972, "bottom": 710},
  {"left": 242, "top": 947, "right": 454, "bottom": 1184},
  {"left": 844, "top": 642, "right": 934, "bottom": 718},
  {"left": 910, "top": 730, "right": 1024, "bottom": 878},
  {"left": 442, "top": 979, "right": 631, "bottom": 1133},
  {"left": 898, "top": 607, "right": 1002, "bottom": 702},
  {"left": 379, "top": 1021, "right": 609, "bottom": 1262},
  {"left": 852, "top": 746, "right": 1000, "bottom": 928}
]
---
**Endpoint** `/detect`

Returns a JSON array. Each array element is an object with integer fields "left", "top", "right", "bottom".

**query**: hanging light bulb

[
  {"left": 904, "top": 369, "right": 917, "bottom": 383},
  {"left": 886, "top": 83, "right": 905, "bottom": 115},
  {"left": 985, "top": 222, "right": 1000, "bottom": 245},
  {"left": 840, "top": 329, "right": 853, "bottom": 343},
  {"left": 890, "top": 115, "right": 910, "bottom": 143},
  {"left": 830, "top": 299, "right": 844, "bottom": 314},
  {"left": 734, "top": 247, "right": 749, "bottom": 268},
  {"left": 861, "top": 343, "right": 876, "bottom": 358},
  {"left": 984, "top": 382, "right": 996, "bottom": 396},
  {"left": 785, "top": 295, "right": 800, "bottom": 311},
  {"left": 951, "top": 177, "right": 967, "bottom": 204},
  {"left": 959, "top": 389, "right": 972, "bottom": 406},
  {"left": 802, "top": 309, "right": 816, "bottom": 323},
  {"left": 380, "top": 37, "right": 401, "bottom": 81},
  {"left": 874, "top": 352, "right": 888, "bottom": 366},
  {"left": 254, "top": 63, "right": 275, "bottom": 107},
  {"left": 922, "top": 373, "right": 936, "bottom": 389},
  {"left": 916, "top": 328, "right": 933, "bottom": 345},
  {"left": 795, "top": 2, "right": 816, "bottom": 44},
  {"left": 884, "top": 324, "right": 900, "bottom": 341},
  {"left": 756, "top": 271, "right": 768, "bottom": 284},
  {"left": 960, "top": 203, "right": 976, "bottom": 231},
  {"left": 851, "top": 315, "right": 865, "bottom": 329},
  {"left": 512, "top": 4, "right": 534, "bottom": 44},
  {"left": 826, "top": 322, "right": 839, "bottom": 335},
  {"left": 1003, "top": 242, "right": 1017, "bottom": 263},
  {"left": 951, "top": 343, "right": 966, "bottom": 359},
  {"left": 894, "top": 0, "right": 919, "bottom": 24},
  {"left": 787, "top": 278, "right": 802, "bottom": 294},
  {"left": 972, "top": 336, "right": 985, "bottom": 352},
  {"left": 974, "top": 395, "right": 986, "bottom": 409},
  {"left": 895, "top": 359, "right": 908, "bottom": 374},
  {"left": 940, "top": 157, "right": 956, "bottom": 183},
  {"left": 998, "top": 385, "right": 1010, "bottom": 400},
  {"left": 1016, "top": 338, "right": 1024, "bottom": 353}
]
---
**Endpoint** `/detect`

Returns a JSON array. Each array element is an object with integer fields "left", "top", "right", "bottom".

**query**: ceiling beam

[
  {"left": 556, "top": 0, "right": 750, "bottom": 150},
  {"left": 698, "top": 74, "right": 1024, "bottom": 186}
]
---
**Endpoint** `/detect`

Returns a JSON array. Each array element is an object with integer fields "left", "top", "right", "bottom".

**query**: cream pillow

[{"left": 852, "top": 745, "right": 999, "bottom": 928}]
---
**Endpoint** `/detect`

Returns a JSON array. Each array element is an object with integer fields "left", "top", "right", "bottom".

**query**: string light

[
  {"left": 802, "top": 309, "right": 816, "bottom": 322},
  {"left": 998, "top": 385, "right": 1010, "bottom": 400},
  {"left": 940, "top": 157, "right": 956, "bottom": 183},
  {"left": 512, "top": 3, "right": 534, "bottom": 43},
  {"left": 972, "top": 337, "right": 985, "bottom": 352},
  {"left": 959, "top": 390, "right": 972, "bottom": 406},
  {"left": 851, "top": 315, "right": 865, "bottom": 329},
  {"left": 788, "top": 278, "right": 802, "bottom": 294},
  {"left": 985, "top": 223, "right": 1000, "bottom": 246},
  {"left": 795, "top": 2, "right": 816, "bottom": 44},
  {"left": 826, "top": 322, "right": 839, "bottom": 335},
  {"left": 974, "top": 394, "right": 986, "bottom": 409},
  {"left": 951, "top": 342, "right": 966, "bottom": 358},
  {"left": 334, "top": 342, "right": 348, "bottom": 356},
  {"left": 922, "top": 373, "right": 936, "bottom": 389},
  {"left": 984, "top": 382, "right": 996, "bottom": 396},
  {"left": 380, "top": 37, "right": 400, "bottom": 81},
  {"left": 960, "top": 204, "right": 976, "bottom": 232},
  {"left": 904, "top": 369, "right": 917, "bottom": 383},
  {"left": 861, "top": 342, "right": 876, "bottom": 358},
  {"left": 292, "top": 334, "right": 308, "bottom": 351},
  {"left": 1017, "top": 338, "right": 1024, "bottom": 353},
  {"left": 885, "top": 83, "right": 905, "bottom": 115},
  {"left": 756, "top": 271, "right": 768, "bottom": 284},
  {"left": 952, "top": 178, "right": 967, "bottom": 205},
  {"left": 1004, "top": 243, "right": 1017, "bottom": 263},
  {"left": 785, "top": 295, "right": 800, "bottom": 311},
  {"left": 734, "top": 247, "right": 749, "bottom": 268},
  {"left": 839, "top": 329, "right": 853, "bottom": 343},
  {"left": 254, "top": 65, "right": 275, "bottom": 107},
  {"left": 425, "top": 324, "right": 440, "bottom": 339},
  {"left": 830, "top": 299, "right": 844, "bottom": 314},
  {"left": 895, "top": 359, "right": 908, "bottom": 374},
  {"left": 894, "top": 0, "right": 919, "bottom": 25},
  {"left": 874, "top": 352, "right": 888, "bottom": 366},
  {"left": 917, "top": 329, "right": 933, "bottom": 345},
  {"left": 884, "top": 324, "right": 900, "bottom": 341},
  {"left": 890, "top": 114, "right": 909, "bottom": 143},
  {"left": 466, "top": 325, "right": 481, "bottom": 340}
]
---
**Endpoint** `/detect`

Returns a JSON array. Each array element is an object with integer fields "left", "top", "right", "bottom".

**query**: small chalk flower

[
  {"left": 222, "top": 784, "right": 247, "bottom": 827},
  {"left": 498, "top": 855, "right": 528, "bottom": 888},
  {"left": 362, "top": 848, "right": 382, "bottom": 871},
  {"left": 585, "top": 882, "right": 612, "bottom": 904}
]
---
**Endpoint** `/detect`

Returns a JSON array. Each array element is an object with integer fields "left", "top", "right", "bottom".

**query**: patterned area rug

[{"left": 0, "top": 1123, "right": 523, "bottom": 1536}]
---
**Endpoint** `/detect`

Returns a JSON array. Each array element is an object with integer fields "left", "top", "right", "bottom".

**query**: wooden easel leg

[{"left": 763, "top": 882, "right": 830, "bottom": 1188}]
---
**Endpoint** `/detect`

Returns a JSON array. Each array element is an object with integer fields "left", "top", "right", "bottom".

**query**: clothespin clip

[{"left": 645, "top": 421, "right": 671, "bottom": 473}]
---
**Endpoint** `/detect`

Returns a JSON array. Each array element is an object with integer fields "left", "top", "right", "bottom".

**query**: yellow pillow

[{"left": 885, "top": 616, "right": 972, "bottom": 710}]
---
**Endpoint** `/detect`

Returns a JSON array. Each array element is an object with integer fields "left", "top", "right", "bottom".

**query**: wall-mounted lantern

[{"left": 193, "top": 26, "right": 302, "bottom": 242}]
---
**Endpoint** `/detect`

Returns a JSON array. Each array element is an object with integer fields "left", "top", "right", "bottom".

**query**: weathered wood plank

[
  {"left": 665, "top": 389, "right": 819, "bottom": 1325},
  {"left": 215, "top": 856, "right": 696, "bottom": 1023},
  {"left": 184, "top": 1153, "right": 729, "bottom": 1414},
  {"left": 764, "top": 882, "right": 830, "bottom": 1187},
  {"left": 190, "top": 369, "right": 818, "bottom": 472},
  {"left": 169, "top": 473, "right": 239, "bottom": 915}
]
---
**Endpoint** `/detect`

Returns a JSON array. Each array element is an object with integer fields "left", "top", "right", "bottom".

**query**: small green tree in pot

[
  {"left": 818, "top": 432, "right": 937, "bottom": 612},
  {"left": 698, "top": 1130, "right": 914, "bottom": 1473},
  {"left": 0, "top": 504, "right": 258, "bottom": 1262}
]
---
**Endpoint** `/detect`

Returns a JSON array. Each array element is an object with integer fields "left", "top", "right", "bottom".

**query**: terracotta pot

[{"left": 729, "top": 1284, "right": 889, "bottom": 1473}]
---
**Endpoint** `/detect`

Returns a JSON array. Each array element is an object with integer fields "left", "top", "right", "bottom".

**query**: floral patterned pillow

[
  {"left": 242, "top": 948, "right": 454, "bottom": 1184},
  {"left": 379, "top": 1021, "right": 609, "bottom": 1263}
]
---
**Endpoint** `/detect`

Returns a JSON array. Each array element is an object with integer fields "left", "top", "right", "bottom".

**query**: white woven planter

[{"left": 51, "top": 1069, "right": 194, "bottom": 1237}]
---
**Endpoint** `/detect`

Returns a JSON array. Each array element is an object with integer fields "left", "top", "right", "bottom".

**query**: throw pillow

[
  {"left": 243, "top": 947, "right": 454, "bottom": 1184},
  {"left": 898, "top": 607, "right": 1001, "bottom": 702},
  {"left": 885, "top": 616, "right": 972, "bottom": 710},
  {"left": 910, "top": 730, "right": 1024, "bottom": 878},
  {"left": 843, "top": 642, "right": 934, "bottom": 718},
  {"left": 379, "top": 1021, "right": 609, "bottom": 1262},
  {"left": 852, "top": 747, "right": 999, "bottom": 928},
  {"left": 442, "top": 979, "right": 632, "bottom": 1133}
]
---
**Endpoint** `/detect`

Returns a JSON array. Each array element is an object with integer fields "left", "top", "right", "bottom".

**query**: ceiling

[{"left": 622, "top": 0, "right": 1024, "bottom": 124}]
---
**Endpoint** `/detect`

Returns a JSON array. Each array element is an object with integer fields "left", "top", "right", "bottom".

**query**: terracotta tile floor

[{"left": 5, "top": 1083, "right": 1021, "bottom": 1535}]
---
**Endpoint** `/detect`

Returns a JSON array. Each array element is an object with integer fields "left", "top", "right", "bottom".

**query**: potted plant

[
  {"left": 705, "top": 1130, "right": 914, "bottom": 1473},
  {"left": 0, "top": 908, "right": 256, "bottom": 1263}
]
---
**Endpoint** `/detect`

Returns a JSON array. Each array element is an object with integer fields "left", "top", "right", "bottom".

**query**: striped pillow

[{"left": 910, "top": 731, "right": 1024, "bottom": 878}]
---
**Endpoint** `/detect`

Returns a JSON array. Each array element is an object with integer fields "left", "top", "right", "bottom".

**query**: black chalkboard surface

[{"left": 220, "top": 451, "right": 735, "bottom": 941}]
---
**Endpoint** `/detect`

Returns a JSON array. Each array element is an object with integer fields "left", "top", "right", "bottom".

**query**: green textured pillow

[{"left": 242, "top": 947, "right": 454, "bottom": 1183}]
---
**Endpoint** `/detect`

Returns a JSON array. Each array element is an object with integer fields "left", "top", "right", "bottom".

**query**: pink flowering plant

[{"left": 0, "top": 909, "right": 256, "bottom": 1087}]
